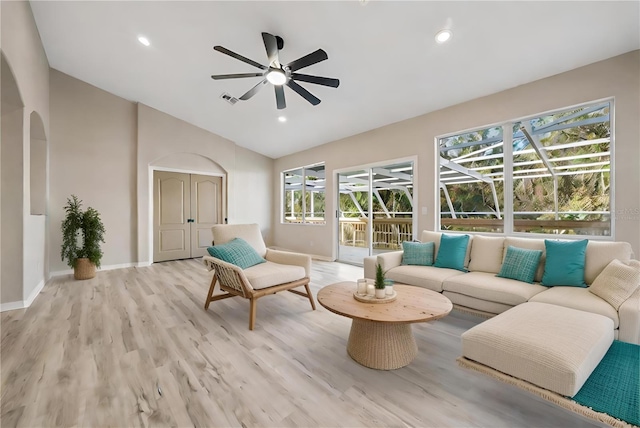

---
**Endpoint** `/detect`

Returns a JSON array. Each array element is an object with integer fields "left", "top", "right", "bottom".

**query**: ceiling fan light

[
  {"left": 435, "top": 29, "right": 452, "bottom": 44},
  {"left": 266, "top": 70, "right": 287, "bottom": 85}
]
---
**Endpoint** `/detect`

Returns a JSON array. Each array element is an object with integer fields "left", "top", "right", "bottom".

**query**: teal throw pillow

[
  {"left": 207, "top": 237, "right": 266, "bottom": 270},
  {"left": 434, "top": 234, "right": 469, "bottom": 272},
  {"left": 402, "top": 241, "right": 435, "bottom": 266},
  {"left": 541, "top": 239, "right": 588, "bottom": 287},
  {"left": 497, "top": 246, "right": 543, "bottom": 284}
]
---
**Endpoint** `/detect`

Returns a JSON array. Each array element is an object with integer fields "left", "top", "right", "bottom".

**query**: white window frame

[
  {"left": 436, "top": 98, "right": 614, "bottom": 240},
  {"left": 281, "top": 162, "right": 326, "bottom": 225}
]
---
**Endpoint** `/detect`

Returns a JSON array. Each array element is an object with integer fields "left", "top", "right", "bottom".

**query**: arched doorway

[{"left": 149, "top": 153, "right": 227, "bottom": 262}]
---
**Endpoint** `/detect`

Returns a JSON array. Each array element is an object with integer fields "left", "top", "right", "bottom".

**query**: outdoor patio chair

[{"left": 202, "top": 223, "right": 316, "bottom": 330}]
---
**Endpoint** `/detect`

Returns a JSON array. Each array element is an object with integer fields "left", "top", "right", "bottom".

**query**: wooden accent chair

[{"left": 203, "top": 224, "right": 316, "bottom": 330}]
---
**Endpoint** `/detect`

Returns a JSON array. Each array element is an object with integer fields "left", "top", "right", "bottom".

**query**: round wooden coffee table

[{"left": 317, "top": 282, "right": 452, "bottom": 370}]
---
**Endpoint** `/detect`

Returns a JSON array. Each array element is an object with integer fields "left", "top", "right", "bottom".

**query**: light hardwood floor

[{"left": 1, "top": 259, "right": 605, "bottom": 427}]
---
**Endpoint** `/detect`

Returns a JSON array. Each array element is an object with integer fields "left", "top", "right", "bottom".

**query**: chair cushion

[
  {"left": 530, "top": 286, "right": 619, "bottom": 328},
  {"left": 212, "top": 224, "right": 267, "bottom": 257},
  {"left": 542, "top": 239, "right": 588, "bottom": 287},
  {"left": 207, "top": 238, "right": 266, "bottom": 269},
  {"left": 402, "top": 241, "right": 434, "bottom": 266},
  {"left": 385, "top": 265, "right": 465, "bottom": 292},
  {"left": 443, "top": 271, "right": 547, "bottom": 306},
  {"left": 589, "top": 259, "right": 640, "bottom": 310},
  {"left": 497, "top": 246, "right": 543, "bottom": 284},
  {"left": 434, "top": 233, "right": 470, "bottom": 272},
  {"left": 244, "top": 261, "right": 306, "bottom": 290}
]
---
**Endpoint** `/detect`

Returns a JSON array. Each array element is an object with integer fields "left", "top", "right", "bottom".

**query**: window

[
  {"left": 439, "top": 101, "right": 611, "bottom": 237},
  {"left": 283, "top": 163, "right": 325, "bottom": 224}
]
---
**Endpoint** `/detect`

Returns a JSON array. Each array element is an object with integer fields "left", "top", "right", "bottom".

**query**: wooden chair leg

[
  {"left": 249, "top": 298, "right": 257, "bottom": 330},
  {"left": 304, "top": 283, "right": 316, "bottom": 310},
  {"left": 204, "top": 276, "right": 218, "bottom": 310}
]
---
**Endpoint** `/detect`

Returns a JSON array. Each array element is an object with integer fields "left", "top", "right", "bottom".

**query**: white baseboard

[
  {"left": 0, "top": 300, "right": 25, "bottom": 312},
  {"left": 24, "top": 279, "right": 45, "bottom": 307},
  {"left": 0, "top": 278, "right": 46, "bottom": 313}
]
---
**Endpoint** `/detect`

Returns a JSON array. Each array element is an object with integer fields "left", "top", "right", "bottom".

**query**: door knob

[{"left": 187, "top": 218, "right": 195, "bottom": 223}]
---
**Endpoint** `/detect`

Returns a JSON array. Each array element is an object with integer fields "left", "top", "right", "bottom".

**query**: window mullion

[{"left": 503, "top": 124, "right": 514, "bottom": 235}]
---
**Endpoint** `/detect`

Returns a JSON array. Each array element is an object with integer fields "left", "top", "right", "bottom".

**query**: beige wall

[
  {"left": 0, "top": 1, "right": 50, "bottom": 307},
  {"left": 49, "top": 69, "right": 138, "bottom": 273},
  {"left": 136, "top": 104, "right": 273, "bottom": 264},
  {"left": 49, "top": 75, "right": 274, "bottom": 272},
  {"left": 272, "top": 50, "right": 640, "bottom": 259}
]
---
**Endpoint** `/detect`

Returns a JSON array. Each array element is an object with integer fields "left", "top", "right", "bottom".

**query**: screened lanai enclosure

[
  {"left": 283, "top": 162, "right": 415, "bottom": 264},
  {"left": 282, "top": 101, "right": 611, "bottom": 265},
  {"left": 440, "top": 101, "right": 612, "bottom": 235}
]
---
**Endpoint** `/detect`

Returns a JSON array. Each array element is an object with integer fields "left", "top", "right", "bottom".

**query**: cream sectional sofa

[{"left": 363, "top": 231, "right": 640, "bottom": 344}]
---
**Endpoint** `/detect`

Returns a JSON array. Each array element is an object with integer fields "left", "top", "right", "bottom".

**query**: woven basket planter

[{"left": 74, "top": 258, "right": 96, "bottom": 280}]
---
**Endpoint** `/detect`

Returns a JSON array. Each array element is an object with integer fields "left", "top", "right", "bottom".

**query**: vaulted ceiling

[{"left": 30, "top": 1, "right": 640, "bottom": 158}]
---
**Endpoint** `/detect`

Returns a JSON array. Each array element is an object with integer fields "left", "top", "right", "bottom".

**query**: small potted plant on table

[
  {"left": 375, "top": 263, "right": 387, "bottom": 299},
  {"left": 61, "top": 195, "right": 106, "bottom": 280}
]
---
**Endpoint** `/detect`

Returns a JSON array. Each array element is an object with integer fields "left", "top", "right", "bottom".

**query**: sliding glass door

[{"left": 337, "top": 161, "right": 414, "bottom": 265}]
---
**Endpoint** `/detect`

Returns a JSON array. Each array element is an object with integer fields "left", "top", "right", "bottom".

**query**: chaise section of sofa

[{"left": 364, "top": 230, "right": 640, "bottom": 344}]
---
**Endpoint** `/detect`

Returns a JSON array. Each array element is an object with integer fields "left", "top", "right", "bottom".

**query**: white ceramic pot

[{"left": 375, "top": 288, "right": 386, "bottom": 299}]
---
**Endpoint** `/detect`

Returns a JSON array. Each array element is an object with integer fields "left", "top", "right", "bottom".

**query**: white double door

[{"left": 153, "top": 171, "right": 223, "bottom": 262}]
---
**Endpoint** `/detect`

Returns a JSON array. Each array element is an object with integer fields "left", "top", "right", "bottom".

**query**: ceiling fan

[{"left": 211, "top": 32, "right": 340, "bottom": 110}]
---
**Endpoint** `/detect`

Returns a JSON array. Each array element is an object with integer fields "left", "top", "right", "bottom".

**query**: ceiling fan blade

[
  {"left": 286, "top": 49, "right": 328, "bottom": 72},
  {"left": 239, "top": 79, "right": 268, "bottom": 100},
  {"left": 291, "top": 73, "right": 340, "bottom": 88},
  {"left": 275, "top": 85, "right": 286, "bottom": 110},
  {"left": 211, "top": 73, "right": 264, "bottom": 80},
  {"left": 213, "top": 46, "right": 267, "bottom": 70},
  {"left": 262, "top": 32, "right": 281, "bottom": 68},
  {"left": 286, "top": 80, "right": 321, "bottom": 106}
]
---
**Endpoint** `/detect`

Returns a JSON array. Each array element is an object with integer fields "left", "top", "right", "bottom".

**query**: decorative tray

[{"left": 353, "top": 290, "right": 397, "bottom": 304}]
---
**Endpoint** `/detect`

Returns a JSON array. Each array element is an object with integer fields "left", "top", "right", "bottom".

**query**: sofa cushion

[
  {"left": 401, "top": 241, "right": 434, "bottom": 266},
  {"left": 461, "top": 302, "right": 614, "bottom": 397},
  {"left": 497, "top": 246, "right": 543, "bottom": 284},
  {"left": 584, "top": 241, "right": 633, "bottom": 285},
  {"left": 421, "top": 231, "right": 473, "bottom": 268},
  {"left": 468, "top": 235, "right": 504, "bottom": 274},
  {"left": 443, "top": 291, "right": 514, "bottom": 315},
  {"left": 243, "top": 261, "right": 306, "bottom": 290},
  {"left": 385, "top": 265, "right": 465, "bottom": 292},
  {"left": 434, "top": 234, "right": 470, "bottom": 271},
  {"left": 504, "top": 237, "right": 546, "bottom": 282},
  {"left": 207, "top": 238, "right": 266, "bottom": 269},
  {"left": 529, "top": 286, "right": 619, "bottom": 328},
  {"left": 589, "top": 259, "right": 640, "bottom": 310},
  {"left": 542, "top": 239, "right": 588, "bottom": 287},
  {"left": 443, "top": 271, "right": 547, "bottom": 306}
]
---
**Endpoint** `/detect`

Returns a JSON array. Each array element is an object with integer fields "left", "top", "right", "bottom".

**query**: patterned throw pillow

[
  {"left": 589, "top": 259, "right": 640, "bottom": 309},
  {"left": 497, "top": 246, "right": 543, "bottom": 284},
  {"left": 542, "top": 239, "right": 588, "bottom": 287},
  {"left": 207, "top": 237, "right": 266, "bottom": 270},
  {"left": 402, "top": 241, "right": 435, "bottom": 266},
  {"left": 434, "top": 233, "right": 470, "bottom": 272}
]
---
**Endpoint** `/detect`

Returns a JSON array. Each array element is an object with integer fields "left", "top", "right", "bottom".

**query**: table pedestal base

[{"left": 346, "top": 319, "right": 417, "bottom": 370}]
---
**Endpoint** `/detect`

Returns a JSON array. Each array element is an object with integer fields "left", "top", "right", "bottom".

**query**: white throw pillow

[{"left": 588, "top": 259, "right": 640, "bottom": 310}]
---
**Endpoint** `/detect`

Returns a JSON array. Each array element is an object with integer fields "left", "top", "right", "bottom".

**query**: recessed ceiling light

[
  {"left": 278, "top": 116, "right": 287, "bottom": 123},
  {"left": 435, "top": 29, "right": 452, "bottom": 44},
  {"left": 138, "top": 36, "right": 150, "bottom": 47}
]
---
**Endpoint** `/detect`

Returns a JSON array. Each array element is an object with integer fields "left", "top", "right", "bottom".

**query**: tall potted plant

[{"left": 61, "top": 195, "right": 106, "bottom": 280}]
